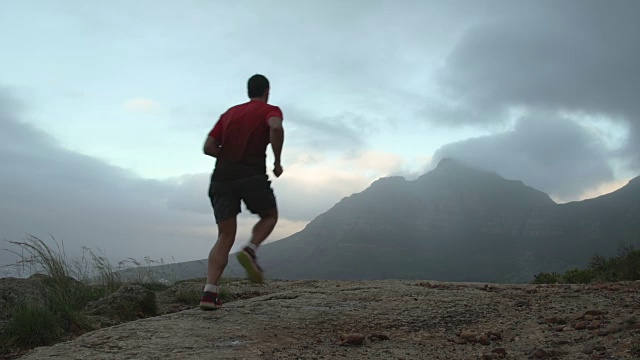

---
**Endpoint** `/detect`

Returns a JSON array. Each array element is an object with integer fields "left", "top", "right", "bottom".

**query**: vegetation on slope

[{"left": 531, "top": 246, "right": 640, "bottom": 284}]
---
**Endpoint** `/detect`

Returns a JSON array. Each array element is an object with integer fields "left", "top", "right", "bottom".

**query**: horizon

[{"left": 2, "top": 0, "right": 639, "bottom": 267}]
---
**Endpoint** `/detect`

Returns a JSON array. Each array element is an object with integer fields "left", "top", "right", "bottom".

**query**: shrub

[
  {"left": 532, "top": 244, "right": 640, "bottom": 284},
  {"left": 5, "top": 303, "right": 61, "bottom": 348},
  {"left": 561, "top": 268, "right": 595, "bottom": 284},
  {"left": 2, "top": 235, "right": 174, "bottom": 351},
  {"left": 531, "top": 272, "right": 562, "bottom": 284},
  {"left": 174, "top": 289, "right": 201, "bottom": 305}
]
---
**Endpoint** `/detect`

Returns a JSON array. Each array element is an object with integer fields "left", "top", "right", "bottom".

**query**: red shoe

[
  {"left": 236, "top": 247, "right": 264, "bottom": 284},
  {"left": 199, "top": 291, "right": 222, "bottom": 310}
]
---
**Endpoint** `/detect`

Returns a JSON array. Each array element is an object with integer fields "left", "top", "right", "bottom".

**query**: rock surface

[
  {"left": 18, "top": 280, "right": 640, "bottom": 359},
  {"left": 85, "top": 284, "right": 157, "bottom": 321},
  {"left": 0, "top": 275, "right": 49, "bottom": 339}
]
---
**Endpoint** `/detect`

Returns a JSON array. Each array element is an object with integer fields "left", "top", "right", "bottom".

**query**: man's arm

[
  {"left": 268, "top": 116, "right": 284, "bottom": 177},
  {"left": 203, "top": 136, "right": 221, "bottom": 158}
]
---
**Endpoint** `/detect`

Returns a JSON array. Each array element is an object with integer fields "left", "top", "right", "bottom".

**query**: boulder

[{"left": 85, "top": 283, "right": 156, "bottom": 321}]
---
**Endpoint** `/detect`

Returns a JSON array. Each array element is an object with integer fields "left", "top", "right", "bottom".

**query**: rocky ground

[{"left": 12, "top": 279, "right": 640, "bottom": 360}]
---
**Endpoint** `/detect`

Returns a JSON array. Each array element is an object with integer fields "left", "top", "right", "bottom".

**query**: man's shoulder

[
  {"left": 255, "top": 102, "right": 280, "bottom": 111},
  {"left": 227, "top": 101, "right": 251, "bottom": 112},
  {"left": 263, "top": 103, "right": 282, "bottom": 115}
]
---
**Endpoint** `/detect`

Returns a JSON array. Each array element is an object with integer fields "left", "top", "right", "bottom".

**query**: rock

[
  {"left": 478, "top": 335, "right": 491, "bottom": 345},
  {"left": 532, "top": 348, "right": 548, "bottom": 358},
  {"left": 554, "top": 339, "right": 571, "bottom": 346},
  {"left": 367, "top": 333, "right": 389, "bottom": 341},
  {"left": 597, "top": 329, "right": 609, "bottom": 336},
  {"left": 451, "top": 337, "right": 468, "bottom": 345},
  {"left": 0, "top": 275, "right": 49, "bottom": 321},
  {"left": 572, "top": 312, "right": 585, "bottom": 320},
  {"left": 575, "top": 321, "right": 588, "bottom": 330},
  {"left": 594, "top": 345, "right": 606, "bottom": 351},
  {"left": 459, "top": 330, "right": 479, "bottom": 340},
  {"left": 546, "top": 316, "right": 565, "bottom": 325},
  {"left": 583, "top": 343, "right": 596, "bottom": 354},
  {"left": 85, "top": 283, "right": 157, "bottom": 321},
  {"left": 585, "top": 310, "right": 604, "bottom": 316},
  {"left": 514, "top": 300, "right": 529, "bottom": 307},
  {"left": 605, "top": 324, "right": 623, "bottom": 334},
  {"left": 337, "top": 334, "right": 365, "bottom": 346},
  {"left": 587, "top": 320, "right": 602, "bottom": 330},
  {"left": 554, "top": 325, "right": 564, "bottom": 332},
  {"left": 492, "top": 348, "right": 507, "bottom": 357},
  {"left": 11, "top": 279, "right": 640, "bottom": 360}
]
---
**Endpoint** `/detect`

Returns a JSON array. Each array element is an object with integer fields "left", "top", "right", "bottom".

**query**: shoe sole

[
  {"left": 199, "top": 302, "right": 221, "bottom": 311},
  {"left": 236, "top": 251, "right": 264, "bottom": 284}
]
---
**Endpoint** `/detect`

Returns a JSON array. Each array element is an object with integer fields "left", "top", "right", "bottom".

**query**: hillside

[
  {"left": 157, "top": 159, "right": 640, "bottom": 283},
  {"left": 18, "top": 279, "right": 640, "bottom": 360},
  {"left": 227, "top": 159, "right": 640, "bottom": 283}
]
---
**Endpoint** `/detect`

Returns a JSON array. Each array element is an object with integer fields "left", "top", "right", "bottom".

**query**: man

[{"left": 199, "top": 74, "right": 284, "bottom": 310}]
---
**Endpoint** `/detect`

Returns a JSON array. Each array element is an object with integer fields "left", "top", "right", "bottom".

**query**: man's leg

[
  {"left": 206, "top": 216, "right": 238, "bottom": 286},
  {"left": 200, "top": 217, "right": 237, "bottom": 310},
  {"left": 236, "top": 208, "right": 277, "bottom": 284},
  {"left": 249, "top": 207, "right": 278, "bottom": 248},
  {"left": 236, "top": 175, "right": 278, "bottom": 283},
  {"left": 201, "top": 178, "right": 240, "bottom": 310}
]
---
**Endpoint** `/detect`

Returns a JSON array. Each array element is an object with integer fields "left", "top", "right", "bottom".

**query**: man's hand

[{"left": 273, "top": 162, "right": 283, "bottom": 178}]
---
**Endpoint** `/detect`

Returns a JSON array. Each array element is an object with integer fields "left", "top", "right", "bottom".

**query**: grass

[
  {"left": 4, "top": 302, "right": 61, "bottom": 348},
  {"left": 532, "top": 245, "right": 640, "bottom": 284},
  {"left": 0, "top": 235, "right": 184, "bottom": 353}
]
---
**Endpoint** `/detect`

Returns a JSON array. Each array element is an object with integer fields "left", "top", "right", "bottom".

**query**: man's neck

[{"left": 250, "top": 96, "right": 267, "bottom": 103}]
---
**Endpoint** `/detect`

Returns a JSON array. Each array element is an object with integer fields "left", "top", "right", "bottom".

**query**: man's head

[{"left": 247, "top": 74, "right": 270, "bottom": 101}]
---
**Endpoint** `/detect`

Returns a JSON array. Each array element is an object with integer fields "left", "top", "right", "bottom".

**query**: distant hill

[{"left": 163, "top": 159, "right": 640, "bottom": 283}]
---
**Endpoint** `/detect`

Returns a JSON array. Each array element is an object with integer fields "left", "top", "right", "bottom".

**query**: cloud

[
  {"left": 432, "top": 115, "right": 615, "bottom": 199},
  {"left": 279, "top": 106, "right": 376, "bottom": 154},
  {"left": 0, "top": 88, "right": 405, "bottom": 268},
  {"left": 426, "top": 0, "right": 640, "bottom": 169},
  {"left": 0, "top": 89, "right": 239, "bottom": 267},
  {"left": 575, "top": 178, "right": 631, "bottom": 203},
  {"left": 163, "top": 149, "right": 405, "bottom": 222},
  {"left": 124, "top": 98, "right": 159, "bottom": 112}
]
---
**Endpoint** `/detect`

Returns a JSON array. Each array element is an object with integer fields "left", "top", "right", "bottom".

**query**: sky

[{"left": 1, "top": 0, "right": 639, "bottom": 272}]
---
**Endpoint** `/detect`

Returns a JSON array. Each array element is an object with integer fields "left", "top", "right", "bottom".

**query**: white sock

[
  {"left": 247, "top": 243, "right": 258, "bottom": 252},
  {"left": 204, "top": 284, "right": 218, "bottom": 293}
]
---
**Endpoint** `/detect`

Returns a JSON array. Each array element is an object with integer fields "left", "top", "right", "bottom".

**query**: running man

[{"left": 199, "top": 74, "right": 284, "bottom": 310}]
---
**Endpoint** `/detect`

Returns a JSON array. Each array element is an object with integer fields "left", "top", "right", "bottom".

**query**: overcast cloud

[{"left": 421, "top": 0, "right": 640, "bottom": 196}]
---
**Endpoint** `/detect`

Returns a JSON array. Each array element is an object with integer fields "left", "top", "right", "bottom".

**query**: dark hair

[{"left": 247, "top": 74, "right": 270, "bottom": 98}]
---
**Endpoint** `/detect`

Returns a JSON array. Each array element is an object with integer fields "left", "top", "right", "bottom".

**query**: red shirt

[{"left": 209, "top": 100, "right": 283, "bottom": 180}]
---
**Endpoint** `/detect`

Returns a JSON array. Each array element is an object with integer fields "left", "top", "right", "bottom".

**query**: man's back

[{"left": 209, "top": 100, "right": 283, "bottom": 181}]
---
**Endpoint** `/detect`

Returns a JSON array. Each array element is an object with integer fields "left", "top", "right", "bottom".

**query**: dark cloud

[
  {"left": 432, "top": 115, "right": 615, "bottom": 199},
  {"left": 428, "top": 0, "right": 640, "bottom": 169}
]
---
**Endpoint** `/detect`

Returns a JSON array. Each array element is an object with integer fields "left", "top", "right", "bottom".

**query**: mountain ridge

[{"left": 163, "top": 159, "right": 640, "bottom": 283}]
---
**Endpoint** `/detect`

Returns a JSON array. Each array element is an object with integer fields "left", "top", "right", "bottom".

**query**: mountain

[{"left": 173, "top": 159, "right": 640, "bottom": 283}]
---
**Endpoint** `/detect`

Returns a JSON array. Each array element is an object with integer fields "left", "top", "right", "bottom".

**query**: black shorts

[{"left": 208, "top": 174, "right": 277, "bottom": 223}]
